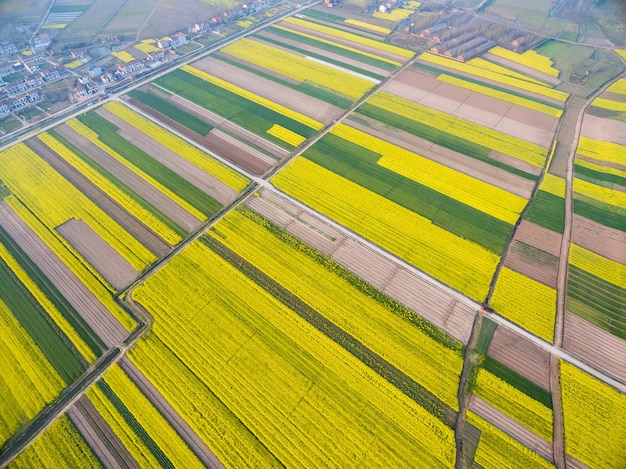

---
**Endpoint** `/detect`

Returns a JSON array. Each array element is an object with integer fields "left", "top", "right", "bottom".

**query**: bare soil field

[
  {"left": 503, "top": 242, "right": 558, "bottom": 288},
  {"left": 345, "top": 116, "right": 536, "bottom": 198},
  {"left": 98, "top": 108, "right": 238, "bottom": 205},
  {"left": 563, "top": 312, "right": 626, "bottom": 382},
  {"left": 57, "top": 219, "right": 138, "bottom": 290},
  {"left": 69, "top": 397, "right": 139, "bottom": 469},
  {"left": 278, "top": 21, "right": 411, "bottom": 64},
  {"left": 514, "top": 220, "right": 562, "bottom": 257},
  {"left": 482, "top": 53, "right": 561, "bottom": 86},
  {"left": 469, "top": 396, "right": 554, "bottom": 462},
  {"left": 571, "top": 214, "right": 626, "bottom": 263},
  {"left": 119, "top": 358, "right": 225, "bottom": 468},
  {"left": 0, "top": 202, "right": 128, "bottom": 346},
  {"left": 488, "top": 326, "right": 551, "bottom": 390},
  {"left": 55, "top": 124, "right": 202, "bottom": 234},
  {"left": 247, "top": 189, "right": 476, "bottom": 343},
  {"left": 194, "top": 56, "right": 342, "bottom": 123},
  {"left": 26, "top": 138, "right": 170, "bottom": 257},
  {"left": 205, "top": 129, "right": 276, "bottom": 176},
  {"left": 580, "top": 114, "right": 626, "bottom": 146},
  {"left": 257, "top": 30, "right": 393, "bottom": 79}
]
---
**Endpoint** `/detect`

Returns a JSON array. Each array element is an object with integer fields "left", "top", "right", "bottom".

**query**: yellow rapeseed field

[
  {"left": 420, "top": 53, "right": 569, "bottom": 102},
  {"left": 9, "top": 416, "right": 102, "bottom": 468},
  {"left": 0, "top": 243, "right": 96, "bottom": 362},
  {"left": 273, "top": 157, "right": 499, "bottom": 300},
  {"left": 561, "top": 361, "right": 626, "bottom": 468},
  {"left": 266, "top": 124, "right": 306, "bottom": 147},
  {"left": 368, "top": 92, "right": 548, "bottom": 167},
  {"left": 0, "top": 144, "right": 155, "bottom": 271},
  {"left": 132, "top": 239, "right": 457, "bottom": 466},
  {"left": 468, "top": 411, "right": 555, "bottom": 468},
  {"left": 333, "top": 123, "right": 527, "bottom": 224},
  {"left": 209, "top": 208, "right": 464, "bottom": 409},
  {"left": 539, "top": 173, "right": 566, "bottom": 197},
  {"left": 488, "top": 46, "right": 560, "bottom": 78},
  {"left": 576, "top": 157, "right": 626, "bottom": 180},
  {"left": 573, "top": 177, "right": 626, "bottom": 209},
  {"left": 344, "top": 19, "right": 391, "bottom": 34},
  {"left": 0, "top": 298, "right": 64, "bottom": 448},
  {"left": 466, "top": 57, "right": 546, "bottom": 85},
  {"left": 105, "top": 101, "right": 250, "bottom": 192},
  {"left": 112, "top": 50, "right": 135, "bottom": 63},
  {"left": 592, "top": 97, "right": 626, "bottom": 112},
  {"left": 489, "top": 267, "right": 556, "bottom": 342},
  {"left": 437, "top": 74, "right": 562, "bottom": 117},
  {"left": 474, "top": 369, "right": 553, "bottom": 441},
  {"left": 38, "top": 132, "right": 182, "bottom": 245},
  {"left": 284, "top": 17, "right": 414, "bottom": 58},
  {"left": 373, "top": 8, "right": 414, "bottom": 21},
  {"left": 6, "top": 195, "right": 136, "bottom": 331},
  {"left": 576, "top": 136, "right": 625, "bottom": 166},
  {"left": 272, "top": 24, "right": 401, "bottom": 66},
  {"left": 606, "top": 77, "right": 626, "bottom": 95},
  {"left": 66, "top": 118, "right": 207, "bottom": 222},
  {"left": 220, "top": 38, "right": 374, "bottom": 99},
  {"left": 569, "top": 244, "right": 626, "bottom": 289},
  {"left": 134, "top": 40, "right": 160, "bottom": 53}
]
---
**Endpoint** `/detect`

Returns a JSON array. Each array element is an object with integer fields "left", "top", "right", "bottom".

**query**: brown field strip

[
  {"left": 514, "top": 220, "right": 563, "bottom": 257},
  {"left": 69, "top": 396, "right": 139, "bottom": 469},
  {"left": 0, "top": 202, "right": 128, "bottom": 346},
  {"left": 488, "top": 326, "right": 551, "bottom": 391},
  {"left": 571, "top": 214, "right": 626, "bottom": 264},
  {"left": 481, "top": 53, "right": 561, "bottom": 86},
  {"left": 204, "top": 129, "right": 275, "bottom": 176},
  {"left": 503, "top": 241, "right": 558, "bottom": 288},
  {"left": 194, "top": 55, "right": 343, "bottom": 124},
  {"left": 581, "top": 114, "right": 626, "bottom": 146},
  {"left": 98, "top": 108, "right": 238, "bottom": 206},
  {"left": 57, "top": 219, "right": 138, "bottom": 290},
  {"left": 469, "top": 396, "right": 554, "bottom": 462},
  {"left": 25, "top": 137, "right": 170, "bottom": 256},
  {"left": 563, "top": 312, "right": 626, "bottom": 383},
  {"left": 55, "top": 123, "right": 202, "bottom": 234}
]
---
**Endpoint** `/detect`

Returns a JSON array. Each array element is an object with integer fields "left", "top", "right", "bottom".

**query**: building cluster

[{"left": 188, "top": 0, "right": 278, "bottom": 35}]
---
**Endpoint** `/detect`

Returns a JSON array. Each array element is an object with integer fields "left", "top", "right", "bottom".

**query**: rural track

[{"left": 549, "top": 72, "right": 626, "bottom": 469}]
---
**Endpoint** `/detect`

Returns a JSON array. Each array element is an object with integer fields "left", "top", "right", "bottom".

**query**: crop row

[
  {"left": 487, "top": 46, "right": 559, "bottom": 78},
  {"left": 266, "top": 124, "right": 306, "bottom": 147},
  {"left": 591, "top": 97, "right": 626, "bottom": 112},
  {"left": 489, "top": 267, "right": 556, "bottom": 342},
  {"left": 607, "top": 77, "right": 626, "bottom": 95},
  {"left": 104, "top": 100, "right": 250, "bottom": 192},
  {"left": 573, "top": 193, "right": 626, "bottom": 232},
  {"left": 574, "top": 176, "right": 626, "bottom": 209},
  {"left": 576, "top": 136, "right": 625, "bottom": 166},
  {"left": 333, "top": 123, "right": 527, "bottom": 224},
  {"left": 38, "top": 132, "right": 183, "bottom": 246},
  {"left": 419, "top": 53, "right": 568, "bottom": 102},
  {"left": 66, "top": 117, "right": 207, "bottom": 222},
  {"left": 366, "top": 92, "right": 548, "bottom": 167},
  {"left": 220, "top": 38, "right": 374, "bottom": 100},
  {"left": 575, "top": 159, "right": 626, "bottom": 187},
  {"left": 206, "top": 207, "right": 464, "bottom": 409},
  {"left": 0, "top": 144, "right": 154, "bottom": 272},
  {"left": 466, "top": 57, "right": 548, "bottom": 86},
  {"left": 132, "top": 239, "right": 457, "bottom": 467},
  {"left": 437, "top": 74, "right": 562, "bottom": 117},
  {"left": 569, "top": 244, "right": 625, "bottom": 289},
  {"left": 473, "top": 369, "right": 553, "bottom": 441},
  {"left": 9, "top": 415, "right": 101, "bottom": 468},
  {"left": 273, "top": 157, "right": 499, "bottom": 301},
  {"left": 468, "top": 412, "right": 554, "bottom": 468},
  {"left": 561, "top": 361, "right": 626, "bottom": 468},
  {"left": 283, "top": 17, "right": 414, "bottom": 58},
  {"left": 343, "top": 19, "right": 391, "bottom": 34},
  {"left": 524, "top": 190, "right": 565, "bottom": 233}
]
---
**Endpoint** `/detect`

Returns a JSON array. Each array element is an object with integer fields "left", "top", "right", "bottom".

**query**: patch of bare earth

[
  {"left": 69, "top": 397, "right": 139, "bottom": 469},
  {"left": 0, "top": 202, "right": 128, "bottom": 346},
  {"left": 488, "top": 325, "right": 551, "bottom": 390},
  {"left": 57, "top": 219, "right": 138, "bottom": 290},
  {"left": 204, "top": 130, "right": 275, "bottom": 177},
  {"left": 563, "top": 312, "right": 626, "bottom": 383},
  {"left": 194, "top": 55, "right": 342, "bottom": 123},
  {"left": 26, "top": 137, "right": 170, "bottom": 256},
  {"left": 98, "top": 108, "right": 238, "bottom": 205},
  {"left": 345, "top": 116, "right": 535, "bottom": 198},
  {"left": 247, "top": 189, "right": 476, "bottom": 343},
  {"left": 469, "top": 396, "right": 554, "bottom": 462},
  {"left": 481, "top": 53, "right": 561, "bottom": 86},
  {"left": 580, "top": 114, "right": 626, "bottom": 146},
  {"left": 514, "top": 220, "right": 562, "bottom": 256},
  {"left": 257, "top": 30, "right": 392, "bottom": 79},
  {"left": 503, "top": 241, "right": 558, "bottom": 288},
  {"left": 571, "top": 214, "right": 626, "bottom": 263},
  {"left": 55, "top": 123, "right": 202, "bottom": 233}
]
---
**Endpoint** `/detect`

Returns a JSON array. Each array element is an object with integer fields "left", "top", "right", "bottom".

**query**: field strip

[{"left": 305, "top": 56, "right": 381, "bottom": 83}]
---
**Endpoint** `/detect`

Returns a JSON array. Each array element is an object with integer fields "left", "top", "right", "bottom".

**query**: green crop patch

[
  {"left": 524, "top": 190, "right": 565, "bottom": 233},
  {"left": 573, "top": 193, "right": 626, "bottom": 232}
]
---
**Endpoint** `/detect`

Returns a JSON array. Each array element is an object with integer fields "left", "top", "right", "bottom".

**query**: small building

[
  {"left": 0, "top": 42, "right": 18, "bottom": 56},
  {"left": 116, "top": 59, "right": 144, "bottom": 76},
  {"left": 24, "top": 73, "right": 44, "bottom": 88},
  {"left": 33, "top": 34, "right": 51, "bottom": 51},
  {"left": 157, "top": 36, "right": 173, "bottom": 49},
  {"left": 6, "top": 80, "right": 29, "bottom": 96},
  {"left": 0, "top": 61, "right": 15, "bottom": 78},
  {"left": 42, "top": 66, "right": 63, "bottom": 82},
  {"left": 171, "top": 32, "right": 188, "bottom": 48},
  {"left": 7, "top": 90, "right": 39, "bottom": 110},
  {"left": 88, "top": 66, "right": 102, "bottom": 78},
  {"left": 145, "top": 50, "right": 165, "bottom": 62},
  {"left": 100, "top": 72, "right": 115, "bottom": 84}
]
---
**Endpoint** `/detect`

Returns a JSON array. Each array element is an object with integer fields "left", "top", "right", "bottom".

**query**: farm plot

[
  {"left": 272, "top": 131, "right": 504, "bottom": 301},
  {"left": 580, "top": 114, "right": 626, "bottom": 147},
  {"left": 86, "top": 364, "right": 204, "bottom": 468},
  {"left": 561, "top": 361, "right": 626, "bottom": 468},
  {"left": 524, "top": 175, "right": 566, "bottom": 234},
  {"left": 246, "top": 189, "right": 476, "bottom": 343},
  {"left": 8, "top": 415, "right": 101, "bottom": 469}
]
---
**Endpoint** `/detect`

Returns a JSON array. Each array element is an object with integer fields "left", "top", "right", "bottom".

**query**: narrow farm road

[{"left": 550, "top": 73, "right": 625, "bottom": 469}]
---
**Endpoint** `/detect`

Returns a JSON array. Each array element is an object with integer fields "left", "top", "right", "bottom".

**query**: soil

[
  {"left": 514, "top": 220, "right": 563, "bottom": 258},
  {"left": 571, "top": 214, "right": 626, "bottom": 264},
  {"left": 580, "top": 114, "right": 626, "bottom": 146}
]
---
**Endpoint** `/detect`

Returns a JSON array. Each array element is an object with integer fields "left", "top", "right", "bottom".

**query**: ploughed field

[{"left": 1, "top": 5, "right": 625, "bottom": 469}]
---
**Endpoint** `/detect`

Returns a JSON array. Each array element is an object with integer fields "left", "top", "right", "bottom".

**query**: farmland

[{"left": 1, "top": 1, "right": 626, "bottom": 468}]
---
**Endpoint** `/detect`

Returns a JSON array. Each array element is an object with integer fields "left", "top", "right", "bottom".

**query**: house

[
  {"left": 19, "top": 55, "right": 45, "bottom": 74},
  {"left": 41, "top": 66, "right": 62, "bottom": 82},
  {"left": 7, "top": 90, "right": 39, "bottom": 110},
  {"left": 24, "top": 73, "right": 44, "bottom": 88},
  {"left": 116, "top": 60, "right": 144, "bottom": 76},
  {"left": 0, "top": 43, "right": 18, "bottom": 56},
  {"left": 6, "top": 80, "right": 29, "bottom": 96},
  {"left": 33, "top": 34, "right": 51, "bottom": 51},
  {"left": 157, "top": 36, "right": 173, "bottom": 49},
  {"left": 0, "top": 100, "right": 10, "bottom": 115},
  {"left": 171, "top": 32, "right": 188, "bottom": 47},
  {"left": 0, "top": 61, "right": 15, "bottom": 78},
  {"left": 100, "top": 72, "right": 114, "bottom": 84},
  {"left": 145, "top": 50, "right": 165, "bottom": 62}
]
